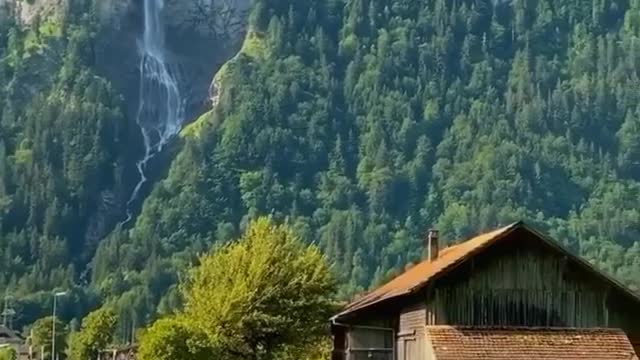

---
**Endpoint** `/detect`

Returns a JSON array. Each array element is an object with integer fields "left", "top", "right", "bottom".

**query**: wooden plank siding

[
  {"left": 399, "top": 303, "right": 426, "bottom": 331},
  {"left": 396, "top": 335, "right": 426, "bottom": 360},
  {"left": 397, "top": 302, "right": 427, "bottom": 360},
  {"left": 425, "top": 231, "right": 640, "bottom": 337},
  {"left": 608, "top": 295, "right": 640, "bottom": 336}
]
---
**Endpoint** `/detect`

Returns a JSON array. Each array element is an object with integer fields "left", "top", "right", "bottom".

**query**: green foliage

[
  {"left": 137, "top": 318, "right": 212, "bottom": 360},
  {"left": 0, "top": 1, "right": 127, "bottom": 327},
  {"left": 138, "top": 218, "right": 336, "bottom": 360},
  {"left": 0, "top": 347, "right": 17, "bottom": 360},
  {"left": 93, "top": 0, "right": 640, "bottom": 326},
  {"left": 30, "top": 316, "right": 67, "bottom": 360},
  {"left": 5, "top": 0, "right": 640, "bottom": 346},
  {"left": 67, "top": 307, "right": 117, "bottom": 360},
  {"left": 276, "top": 338, "right": 332, "bottom": 360}
]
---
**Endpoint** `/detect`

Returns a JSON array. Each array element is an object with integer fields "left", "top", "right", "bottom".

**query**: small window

[{"left": 347, "top": 327, "right": 393, "bottom": 360}]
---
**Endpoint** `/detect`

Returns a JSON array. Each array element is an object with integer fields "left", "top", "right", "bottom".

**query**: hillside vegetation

[
  {"left": 2, "top": 0, "right": 640, "bottom": 336},
  {"left": 0, "top": 1, "right": 128, "bottom": 324},
  {"left": 93, "top": 0, "right": 640, "bottom": 332}
]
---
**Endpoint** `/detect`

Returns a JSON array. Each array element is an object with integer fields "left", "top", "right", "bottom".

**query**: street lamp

[{"left": 51, "top": 291, "right": 67, "bottom": 360}]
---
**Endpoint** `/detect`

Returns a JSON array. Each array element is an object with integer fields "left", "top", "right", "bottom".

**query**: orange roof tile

[
  {"left": 426, "top": 326, "right": 638, "bottom": 360},
  {"left": 333, "top": 223, "right": 519, "bottom": 319}
]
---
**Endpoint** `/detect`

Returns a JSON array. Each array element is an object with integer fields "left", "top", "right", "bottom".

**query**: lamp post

[{"left": 51, "top": 291, "right": 67, "bottom": 360}]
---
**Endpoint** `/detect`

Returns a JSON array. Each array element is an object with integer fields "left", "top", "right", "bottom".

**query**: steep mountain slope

[
  {"left": 3, "top": 0, "right": 640, "bottom": 336},
  {"left": 0, "top": 0, "right": 247, "bottom": 329},
  {"left": 0, "top": 1, "right": 127, "bottom": 319},
  {"left": 90, "top": 0, "right": 640, "bottom": 333}
]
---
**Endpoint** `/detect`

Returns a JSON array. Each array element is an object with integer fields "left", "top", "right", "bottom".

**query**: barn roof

[
  {"left": 425, "top": 326, "right": 638, "bottom": 360},
  {"left": 332, "top": 221, "right": 640, "bottom": 321}
]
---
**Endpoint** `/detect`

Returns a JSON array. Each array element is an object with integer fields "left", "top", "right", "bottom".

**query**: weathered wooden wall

[
  {"left": 397, "top": 303, "right": 426, "bottom": 360},
  {"left": 396, "top": 334, "right": 425, "bottom": 360},
  {"left": 425, "top": 230, "right": 640, "bottom": 335},
  {"left": 608, "top": 294, "right": 640, "bottom": 335},
  {"left": 399, "top": 303, "right": 426, "bottom": 331}
]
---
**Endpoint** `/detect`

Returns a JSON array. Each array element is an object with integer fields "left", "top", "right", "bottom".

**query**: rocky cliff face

[
  {"left": 2, "top": 0, "right": 131, "bottom": 24},
  {"left": 92, "top": 0, "right": 248, "bottom": 126},
  {"left": 3, "top": 0, "right": 249, "bottom": 101},
  {"left": 0, "top": 0, "right": 251, "bottom": 328},
  {"left": 94, "top": 0, "right": 249, "bottom": 228},
  {"left": 2, "top": 0, "right": 63, "bottom": 24},
  {"left": 2, "top": 0, "right": 250, "bottom": 241}
]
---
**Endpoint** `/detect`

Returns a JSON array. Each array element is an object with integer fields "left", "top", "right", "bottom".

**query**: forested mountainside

[
  {"left": 0, "top": 0, "right": 129, "bottom": 323},
  {"left": 3, "top": 0, "right": 640, "bottom": 337},
  {"left": 0, "top": 0, "right": 247, "bottom": 331}
]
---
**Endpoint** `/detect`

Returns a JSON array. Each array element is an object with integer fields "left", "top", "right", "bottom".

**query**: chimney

[{"left": 427, "top": 229, "right": 439, "bottom": 262}]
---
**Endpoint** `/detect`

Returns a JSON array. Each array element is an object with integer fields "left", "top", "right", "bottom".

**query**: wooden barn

[{"left": 331, "top": 222, "right": 640, "bottom": 360}]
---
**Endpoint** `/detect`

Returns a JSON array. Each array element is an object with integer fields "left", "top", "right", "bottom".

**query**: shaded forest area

[
  {"left": 1, "top": 0, "right": 640, "bottom": 337},
  {"left": 0, "top": 0, "right": 128, "bottom": 327}
]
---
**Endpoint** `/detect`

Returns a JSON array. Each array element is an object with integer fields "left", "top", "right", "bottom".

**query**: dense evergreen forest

[
  {"left": 0, "top": 0, "right": 129, "bottom": 328},
  {"left": 2, "top": 0, "right": 640, "bottom": 339}
]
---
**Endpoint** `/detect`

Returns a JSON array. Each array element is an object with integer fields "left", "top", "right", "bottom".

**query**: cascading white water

[{"left": 125, "top": 0, "right": 185, "bottom": 222}]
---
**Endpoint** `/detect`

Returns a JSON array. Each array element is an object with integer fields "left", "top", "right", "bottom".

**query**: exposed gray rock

[
  {"left": 165, "top": 0, "right": 250, "bottom": 38},
  {"left": 4, "top": 0, "right": 64, "bottom": 24}
]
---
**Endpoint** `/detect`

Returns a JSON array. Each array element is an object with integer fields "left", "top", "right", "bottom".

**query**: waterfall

[{"left": 125, "top": 0, "right": 185, "bottom": 223}]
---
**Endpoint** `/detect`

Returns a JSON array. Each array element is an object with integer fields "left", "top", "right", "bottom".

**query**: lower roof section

[{"left": 426, "top": 326, "right": 638, "bottom": 360}]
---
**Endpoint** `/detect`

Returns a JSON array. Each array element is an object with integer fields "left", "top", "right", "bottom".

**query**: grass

[
  {"left": 240, "top": 30, "right": 269, "bottom": 60},
  {"left": 180, "top": 110, "right": 214, "bottom": 139},
  {"left": 182, "top": 29, "right": 269, "bottom": 139},
  {"left": 214, "top": 30, "right": 268, "bottom": 85},
  {"left": 39, "top": 18, "right": 63, "bottom": 38},
  {"left": 14, "top": 149, "right": 33, "bottom": 165},
  {"left": 23, "top": 17, "right": 63, "bottom": 57}
]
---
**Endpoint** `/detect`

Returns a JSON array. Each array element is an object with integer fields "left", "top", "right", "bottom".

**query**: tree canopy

[
  {"left": 138, "top": 218, "right": 336, "bottom": 360},
  {"left": 30, "top": 316, "right": 67, "bottom": 360},
  {"left": 94, "top": 0, "right": 640, "bottom": 329},
  {"left": 3, "top": 0, "right": 640, "bottom": 344},
  {"left": 67, "top": 307, "right": 117, "bottom": 360},
  {"left": 0, "top": 348, "right": 16, "bottom": 360}
]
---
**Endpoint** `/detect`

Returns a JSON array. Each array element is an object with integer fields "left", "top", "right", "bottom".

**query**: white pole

[
  {"left": 51, "top": 295, "right": 56, "bottom": 360},
  {"left": 50, "top": 292, "right": 66, "bottom": 360}
]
